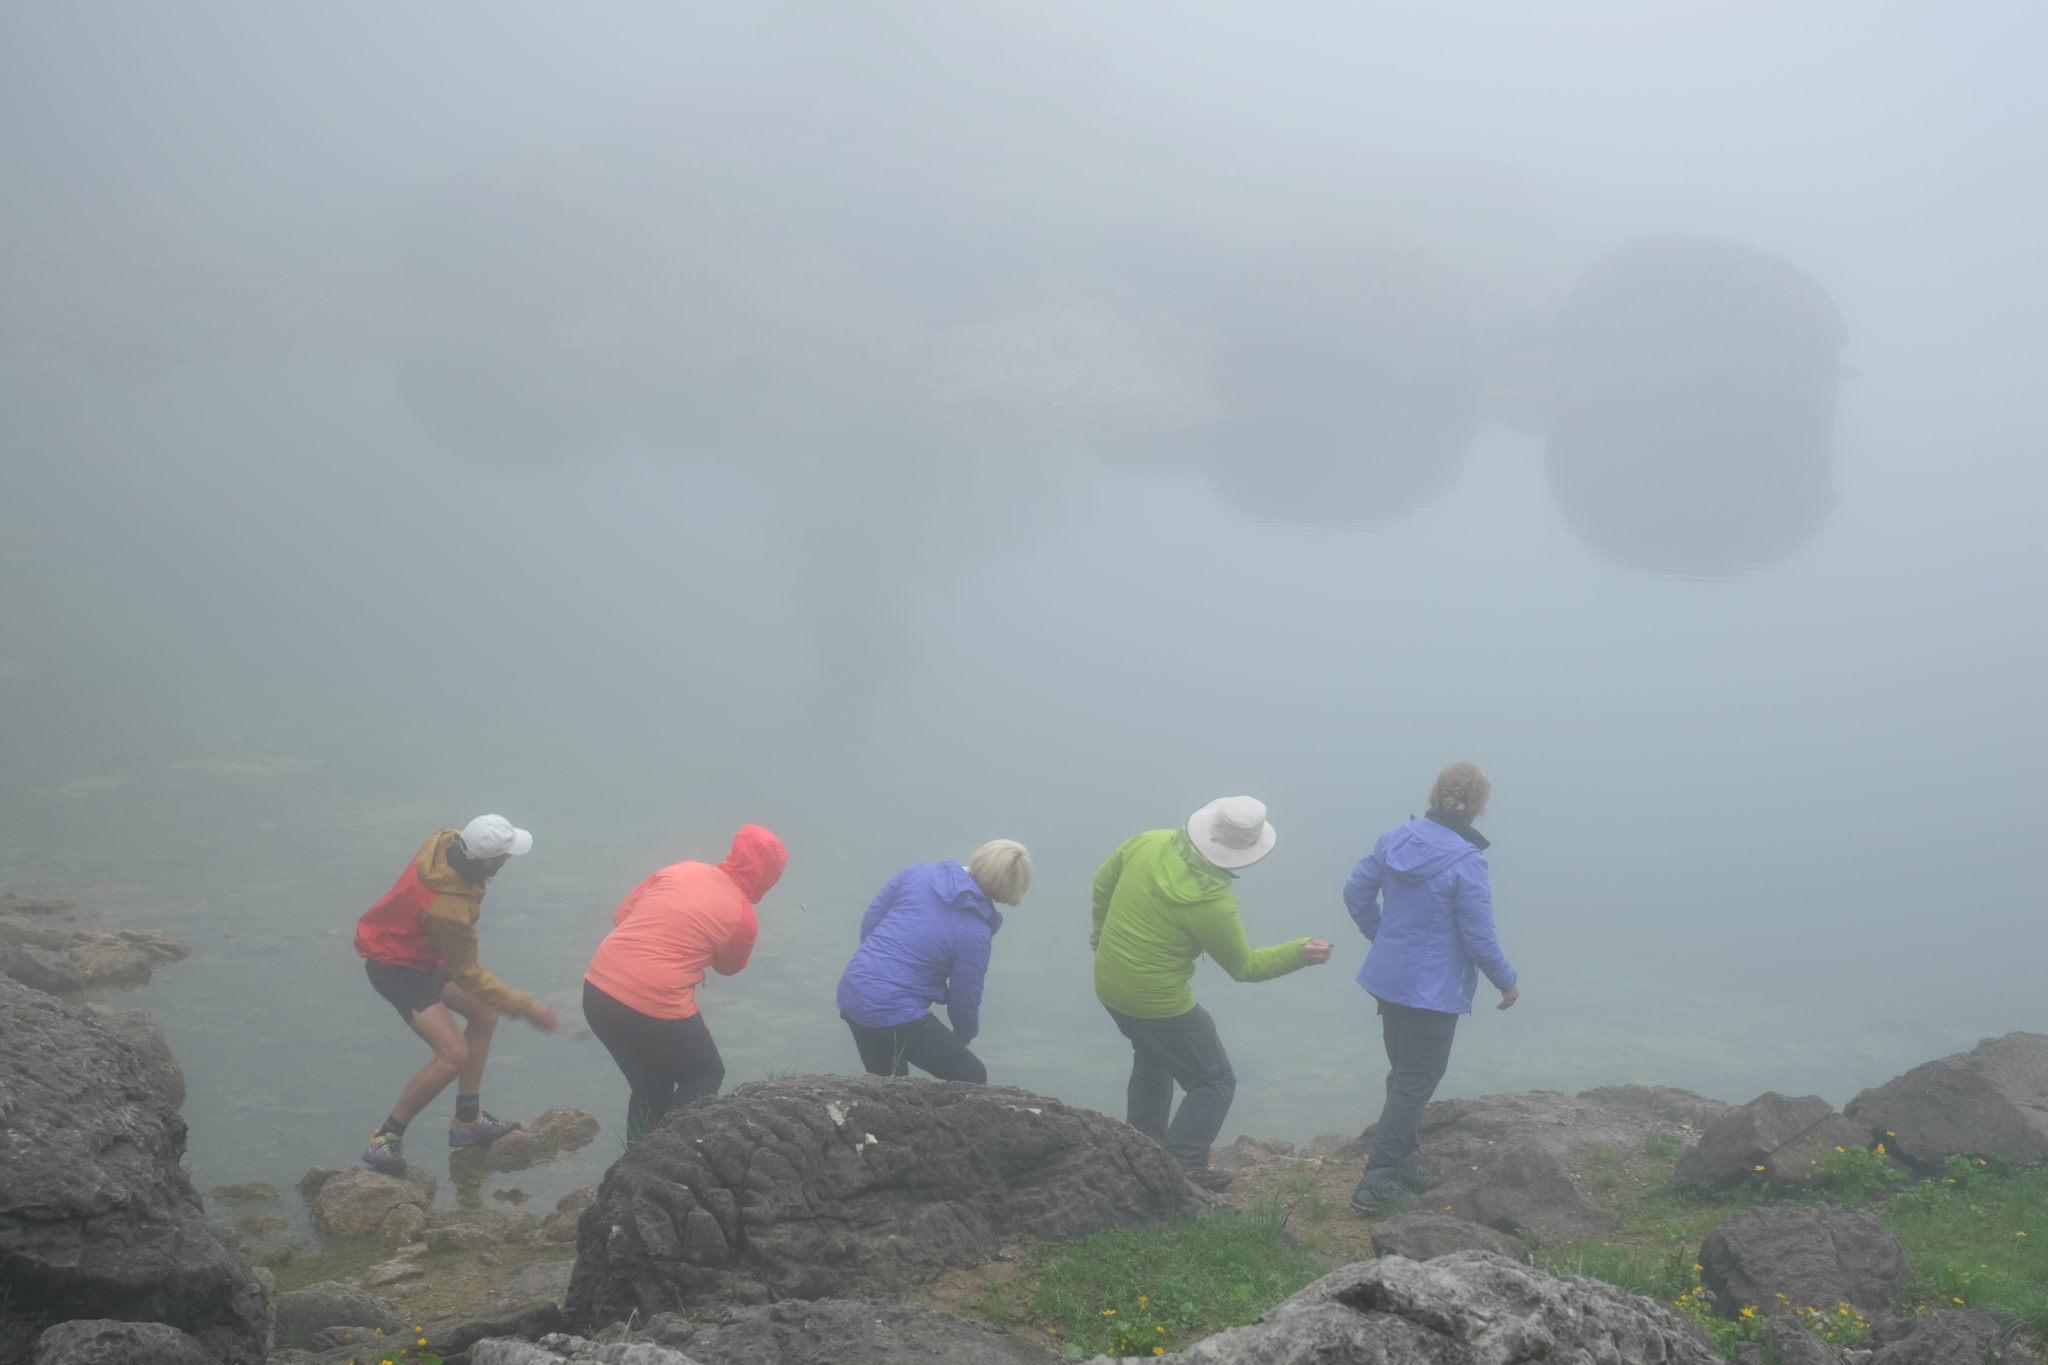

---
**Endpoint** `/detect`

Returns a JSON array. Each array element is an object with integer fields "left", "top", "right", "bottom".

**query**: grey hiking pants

[
  {"left": 1106, "top": 1003, "right": 1236, "bottom": 1172},
  {"left": 1366, "top": 998, "right": 1459, "bottom": 1172}
]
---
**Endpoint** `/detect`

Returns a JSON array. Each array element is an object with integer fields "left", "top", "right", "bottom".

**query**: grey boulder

[
  {"left": 84, "top": 1007, "right": 185, "bottom": 1110},
  {"left": 1846, "top": 1032, "right": 2048, "bottom": 1173},
  {"left": 33, "top": 1320, "right": 214, "bottom": 1365},
  {"left": 566, "top": 1076, "right": 1195, "bottom": 1326},
  {"left": 470, "top": 1337, "right": 702, "bottom": 1365},
  {"left": 1086, "top": 1252, "right": 1721, "bottom": 1364},
  {"left": 1366, "top": 1210, "right": 1522, "bottom": 1261},
  {"left": 272, "top": 1281, "right": 409, "bottom": 1340},
  {"left": 0, "top": 974, "right": 267, "bottom": 1365},
  {"left": 1676, "top": 1092, "right": 1872, "bottom": 1192},
  {"left": 307, "top": 1165, "right": 438, "bottom": 1240},
  {"left": 634, "top": 1300, "right": 1061, "bottom": 1364},
  {"left": 1356, "top": 1085, "right": 1727, "bottom": 1242},
  {"left": 0, "top": 910, "right": 190, "bottom": 996},
  {"left": 1697, "top": 1205, "right": 1911, "bottom": 1321}
]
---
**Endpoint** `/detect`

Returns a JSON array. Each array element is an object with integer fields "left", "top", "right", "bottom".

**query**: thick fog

[{"left": 2, "top": 3, "right": 2043, "bottom": 1207}]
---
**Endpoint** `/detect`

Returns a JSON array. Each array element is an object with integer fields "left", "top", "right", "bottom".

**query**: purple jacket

[
  {"left": 1345, "top": 815, "right": 1516, "bottom": 1015},
  {"left": 836, "top": 861, "right": 1003, "bottom": 1041}
]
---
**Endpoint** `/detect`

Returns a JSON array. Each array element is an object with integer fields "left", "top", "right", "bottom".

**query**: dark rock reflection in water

[{"left": 1544, "top": 234, "right": 1847, "bottom": 578}]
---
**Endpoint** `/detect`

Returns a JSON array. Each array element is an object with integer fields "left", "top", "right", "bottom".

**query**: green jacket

[{"left": 1091, "top": 828, "right": 1309, "bottom": 1018}]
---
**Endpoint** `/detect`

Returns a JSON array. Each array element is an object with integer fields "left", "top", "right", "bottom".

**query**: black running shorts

[{"left": 365, "top": 958, "right": 452, "bottom": 1021}]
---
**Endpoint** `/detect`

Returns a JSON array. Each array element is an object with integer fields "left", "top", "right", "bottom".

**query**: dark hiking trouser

[
  {"left": 843, "top": 1012, "right": 988, "bottom": 1084},
  {"left": 582, "top": 979, "right": 726, "bottom": 1142},
  {"left": 1106, "top": 1003, "right": 1236, "bottom": 1172},
  {"left": 1366, "top": 998, "right": 1459, "bottom": 1172}
]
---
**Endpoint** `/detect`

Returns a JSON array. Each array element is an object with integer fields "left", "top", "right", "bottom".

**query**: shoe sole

[{"left": 364, "top": 1157, "right": 408, "bottom": 1175}]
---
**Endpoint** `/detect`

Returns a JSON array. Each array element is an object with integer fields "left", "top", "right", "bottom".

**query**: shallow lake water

[{"left": 4, "top": 347, "right": 2041, "bottom": 1242}]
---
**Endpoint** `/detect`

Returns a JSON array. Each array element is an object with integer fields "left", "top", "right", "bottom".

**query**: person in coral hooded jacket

[
  {"left": 582, "top": 825, "right": 788, "bottom": 1141},
  {"left": 354, "top": 814, "right": 566, "bottom": 1175}
]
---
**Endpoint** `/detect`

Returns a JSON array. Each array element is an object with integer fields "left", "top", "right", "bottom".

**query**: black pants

[
  {"left": 843, "top": 1012, "right": 987, "bottom": 1084},
  {"left": 582, "top": 979, "right": 725, "bottom": 1142},
  {"left": 1366, "top": 998, "right": 1459, "bottom": 1172},
  {"left": 1106, "top": 1003, "right": 1236, "bottom": 1172}
]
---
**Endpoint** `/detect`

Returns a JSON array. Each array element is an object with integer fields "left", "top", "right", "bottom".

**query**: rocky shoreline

[{"left": 7, "top": 926, "right": 2048, "bottom": 1363}]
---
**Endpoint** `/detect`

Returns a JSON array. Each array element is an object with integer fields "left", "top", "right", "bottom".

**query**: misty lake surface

[
  {"left": 4, "top": 343, "right": 2042, "bottom": 1231},
  {"left": 3, "top": 1, "right": 2045, "bottom": 1241}
]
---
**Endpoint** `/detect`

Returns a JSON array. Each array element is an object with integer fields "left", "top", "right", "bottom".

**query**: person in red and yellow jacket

[
  {"left": 583, "top": 824, "right": 788, "bottom": 1141},
  {"left": 354, "top": 814, "right": 564, "bottom": 1174}
]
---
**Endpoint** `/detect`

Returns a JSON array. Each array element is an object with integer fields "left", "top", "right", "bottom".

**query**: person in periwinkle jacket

[
  {"left": 836, "top": 840, "right": 1034, "bottom": 1083},
  {"left": 1093, "top": 796, "right": 1333, "bottom": 1192},
  {"left": 1345, "top": 763, "right": 1520, "bottom": 1215}
]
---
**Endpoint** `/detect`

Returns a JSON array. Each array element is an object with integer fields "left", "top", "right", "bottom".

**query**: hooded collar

[
  {"left": 717, "top": 825, "right": 788, "bottom": 903},
  {"left": 1424, "top": 809, "right": 1490, "bottom": 850}
]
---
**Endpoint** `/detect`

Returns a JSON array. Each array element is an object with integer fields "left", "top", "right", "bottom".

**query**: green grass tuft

[{"left": 979, "top": 1205, "right": 1325, "bottom": 1358}]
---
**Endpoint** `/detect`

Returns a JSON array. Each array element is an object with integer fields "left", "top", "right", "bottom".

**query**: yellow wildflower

[
  {"left": 1740, "top": 1306, "right": 1756, "bottom": 1319},
  {"left": 1101, "top": 1309, "right": 1116, "bottom": 1316},
  {"left": 1876, "top": 1143, "right": 1887, "bottom": 1154},
  {"left": 1954, "top": 1297, "right": 1965, "bottom": 1304},
  {"left": 1754, "top": 1165, "right": 1766, "bottom": 1171}
]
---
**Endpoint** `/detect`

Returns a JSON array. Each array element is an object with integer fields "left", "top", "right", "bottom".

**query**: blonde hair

[
  {"left": 967, "top": 839, "right": 1033, "bottom": 906},
  {"left": 1428, "top": 763, "right": 1492, "bottom": 821}
]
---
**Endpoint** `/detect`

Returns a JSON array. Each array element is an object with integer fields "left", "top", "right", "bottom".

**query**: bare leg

[
  {"left": 390, "top": 1003, "right": 469, "bottom": 1124},
  {"left": 440, "top": 982, "right": 500, "bottom": 1098}
]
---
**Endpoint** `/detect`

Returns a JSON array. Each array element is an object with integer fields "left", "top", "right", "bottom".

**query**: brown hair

[{"left": 1428, "top": 763, "right": 1492, "bottom": 821}]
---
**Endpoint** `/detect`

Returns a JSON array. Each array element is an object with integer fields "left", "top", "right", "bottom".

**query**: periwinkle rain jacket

[
  {"left": 1092, "top": 828, "right": 1309, "bottom": 1019},
  {"left": 836, "top": 861, "right": 1003, "bottom": 1044},
  {"left": 1346, "top": 814, "right": 1516, "bottom": 1015}
]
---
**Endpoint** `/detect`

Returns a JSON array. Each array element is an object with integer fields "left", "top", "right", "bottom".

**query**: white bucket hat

[
  {"left": 1186, "top": 795, "right": 1276, "bottom": 870},
  {"left": 459, "top": 814, "right": 533, "bottom": 859}
]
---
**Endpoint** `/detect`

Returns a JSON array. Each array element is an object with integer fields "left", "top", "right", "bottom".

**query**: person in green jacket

[{"left": 1092, "top": 795, "right": 1332, "bottom": 1191}]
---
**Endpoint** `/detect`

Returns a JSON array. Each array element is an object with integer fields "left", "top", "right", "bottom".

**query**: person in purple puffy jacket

[
  {"left": 1345, "top": 764, "right": 1521, "bottom": 1215},
  {"left": 836, "top": 840, "right": 1033, "bottom": 1083}
]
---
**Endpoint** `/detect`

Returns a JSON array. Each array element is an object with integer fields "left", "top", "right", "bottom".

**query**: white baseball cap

[
  {"left": 1186, "top": 795, "right": 1277, "bottom": 870},
  {"left": 459, "top": 814, "right": 533, "bottom": 859}
]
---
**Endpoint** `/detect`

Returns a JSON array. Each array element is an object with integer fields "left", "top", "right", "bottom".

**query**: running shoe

[
  {"left": 362, "top": 1130, "right": 407, "bottom": 1175},
  {"left": 448, "top": 1112, "right": 523, "bottom": 1148},
  {"left": 1184, "top": 1166, "right": 1235, "bottom": 1193}
]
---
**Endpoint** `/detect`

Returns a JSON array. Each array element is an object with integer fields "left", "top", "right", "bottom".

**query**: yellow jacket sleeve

[{"left": 422, "top": 899, "right": 534, "bottom": 1017}]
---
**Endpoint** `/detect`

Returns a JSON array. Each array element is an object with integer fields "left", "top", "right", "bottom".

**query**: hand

[
  {"left": 1497, "top": 985, "right": 1520, "bottom": 1011},
  {"left": 1301, "top": 938, "right": 1333, "bottom": 965},
  {"left": 526, "top": 1001, "right": 566, "bottom": 1032}
]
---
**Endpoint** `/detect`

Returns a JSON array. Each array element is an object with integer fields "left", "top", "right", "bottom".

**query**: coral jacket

[
  {"left": 353, "top": 829, "right": 534, "bottom": 1017},
  {"left": 585, "top": 825, "right": 787, "bottom": 1020}
]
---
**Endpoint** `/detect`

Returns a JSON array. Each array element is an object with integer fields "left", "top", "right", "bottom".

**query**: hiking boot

[
  {"left": 362, "top": 1130, "right": 407, "bottom": 1175},
  {"left": 1394, "top": 1151, "right": 1440, "bottom": 1194},
  {"left": 448, "top": 1112, "right": 523, "bottom": 1148},
  {"left": 1350, "top": 1167, "right": 1406, "bottom": 1216},
  {"left": 1185, "top": 1166, "right": 1235, "bottom": 1193}
]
